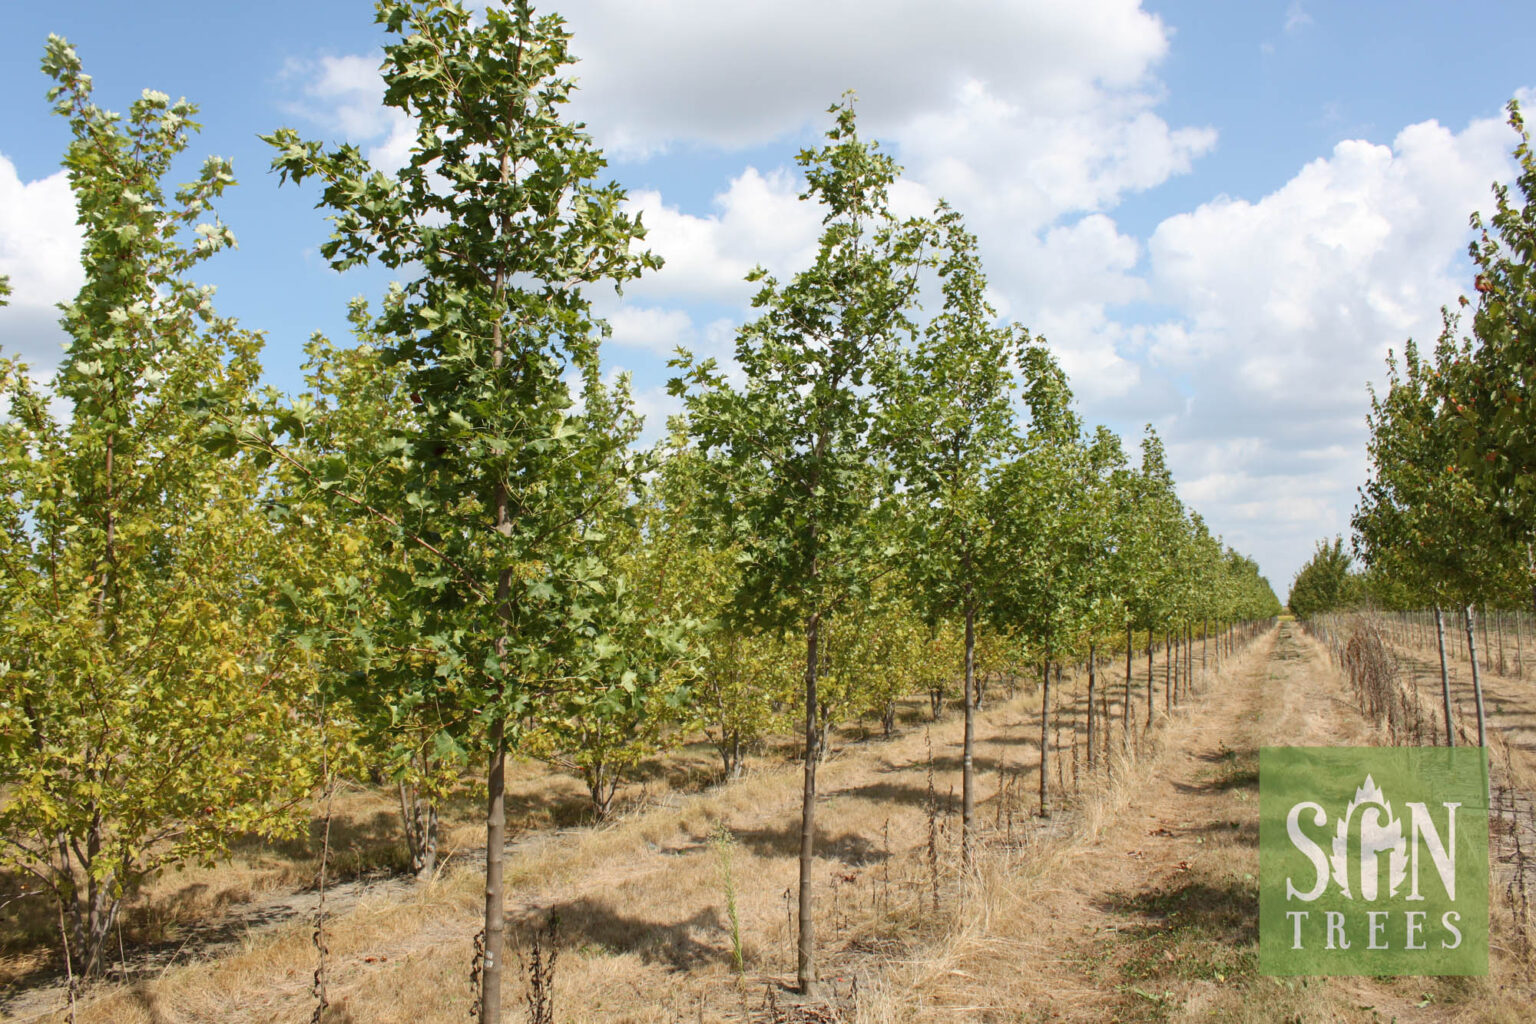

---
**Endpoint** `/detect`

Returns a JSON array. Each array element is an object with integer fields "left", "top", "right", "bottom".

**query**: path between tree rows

[{"left": 907, "top": 621, "right": 1507, "bottom": 1023}]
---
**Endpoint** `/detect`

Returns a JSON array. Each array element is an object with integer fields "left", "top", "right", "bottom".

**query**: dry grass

[
  {"left": 9, "top": 624, "right": 1535, "bottom": 1023},
  {"left": 5, "top": 647, "right": 1147, "bottom": 1021},
  {"left": 871, "top": 623, "right": 1536, "bottom": 1024}
]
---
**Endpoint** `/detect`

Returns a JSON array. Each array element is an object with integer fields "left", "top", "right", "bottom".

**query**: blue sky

[{"left": 3, "top": 1, "right": 1534, "bottom": 597}]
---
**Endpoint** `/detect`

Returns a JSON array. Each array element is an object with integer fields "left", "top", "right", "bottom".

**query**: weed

[
  {"left": 711, "top": 822, "right": 745, "bottom": 975},
  {"left": 517, "top": 912, "right": 560, "bottom": 1024}
]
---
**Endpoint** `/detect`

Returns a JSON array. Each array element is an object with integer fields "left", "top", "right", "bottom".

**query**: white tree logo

[{"left": 1328, "top": 775, "right": 1408, "bottom": 900}]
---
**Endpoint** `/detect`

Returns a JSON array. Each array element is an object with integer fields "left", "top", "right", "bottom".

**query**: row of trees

[
  {"left": 1329, "top": 98, "right": 1536, "bottom": 749},
  {"left": 0, "top": 2, "right": 1278, "bottom": 1015}
]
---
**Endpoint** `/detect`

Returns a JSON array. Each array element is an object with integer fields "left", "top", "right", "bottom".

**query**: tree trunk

[
  {"left": 1039, "top": 660, "right": 1052, "bottom": 818},
  {"left": 399, "top": 779, "right": 439, "bottom": 880},
  {"left": 1465, "top": 605, "right": 1488, "bottom": 749},
  {"left": 1517, "top": 609, "right": 1525, "bottom": 679},
  {"left": 1145, "top": 631, "right": 1154, "bottom": 727},
  {"left": 815, "top": 697, "right": 832, "bottom": 764},
  {"left": 1086, "top": 642, "right": 1097, "bottom": 770},
  {"left": 717, "top": 729, "right": 745, "bottom": 779},
  {"left": 481, "top": 720, "right": 507, "bottom": 1024},
  {"left": 1186, "top": 623, "right": 1193, "bottom": 697},
  {"left": 1480, "top": 605, "right": 1492, "bottom": 677},
  {"left": 586, "top": 759, "right": 616, "bottom": 821},
  {"left": 1434, "top": 606, "right": 1454, "bottom": 747},
  {"left": 1123, "top": 623, "right": 1133, "bottom": 738},
  {"left": 62, "top": 824, "right": 121, "bottom": 980},
  {"left": 797, "top": 612, "right": 821, "bottom": 996},
  {"left": 1164, "top": 632, "right": 1172, "bottom": 715},
  {"left": 481, "top": 195, "right": 514, "bottom": 1024},
  {"left": 1496, "top": 609, "right": 1506, "bottom": 676},
  {"left": 961, "top": 604, "right": 977, "bottom": 868}
]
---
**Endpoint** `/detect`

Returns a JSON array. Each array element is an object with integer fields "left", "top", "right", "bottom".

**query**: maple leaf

[{"left": 1330, "top": 775, "right": 1409, "bottom": 899}]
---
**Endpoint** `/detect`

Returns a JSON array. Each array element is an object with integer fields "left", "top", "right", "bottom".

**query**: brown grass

[{"left": 8, "top": 624, "right": 1534, "bottom": 1023}]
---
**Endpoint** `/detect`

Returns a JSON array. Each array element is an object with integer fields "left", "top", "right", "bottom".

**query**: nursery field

[
  {"left": 4, "top": 622, "right": 1531, "bottom": 1023},
  {"left": 10, "top": 2, "right": 1536, "bottom": 1022}
]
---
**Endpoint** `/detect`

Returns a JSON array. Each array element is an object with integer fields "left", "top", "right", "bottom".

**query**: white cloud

[
  {"left": 279, "top": 53, "right": 415, "bottom": 170},
  {"left": 0, "top": 155, "right": 81, "bottom": 377},
  {"left": 606, "top": 306, "right": 694, "bottom": 358},
  {"left": 1284, "top": 2, "right": 1314, "bottom": 34},
  {"left": 282, "top": 0, "right": 1211, "bottom": 303},
  {"left": 892, "top": 80, "right": 1215, "bottom": 237},
  {"left": 556, "top": 0, "right": 1174, "bottom": 158},
  {"left": 621, "top": 168, "right": 821, "bottom": 306},
  {"left": 1140, "top": 103, "right": 1521, "bottom": 589}
]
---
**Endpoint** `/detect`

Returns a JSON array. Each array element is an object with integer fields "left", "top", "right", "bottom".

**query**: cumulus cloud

[
  {"left": 0, "top": 155, "right": 81, "bottom": 378},
  {"left": 1142, "top": 105, "right": 1521, "bottom": 588},
  {"left": 556, "top": 0, "right": 1174, "bottom": 158},
  {"left": 891, "top": 81, "right": 1215, "bottom": 237},
  {"left": 280, "top": 1, "right": 1211, "bottom": 306},
  {"left": 621, "top": 168, "right": 821, "bottom": 306},
  {"left": 278, "top": 53, "right": 415, "bottom": 169},
  {"left": 1149, "top": 113, "right": 1514, "bottom": 428}
]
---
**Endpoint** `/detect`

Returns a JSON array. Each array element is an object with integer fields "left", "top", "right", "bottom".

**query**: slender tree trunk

[
  {"left": 1480, "top": 604, "right": 1492, "bottom": 676},
  {"left": 1145, "top": 631, "right": 1154, "bottom": 727},
  {"left": 1496, "top": 610, "right": 1506, "bottom": 676},
  {"left": 477, "top": 172, "right": 520, "bottom": 1024},
  {"left": 1181, "top": 627, "right": 1188, "bottom": 700},
  {"left": 1039, "top": 660, "right": 1052, "bottom": 818},
  {"left": 798, "top": 611, "right": 821, "bottom": 996},
  {"left": 399, "top": 779, "right": 439, "bottom": 880},
  {"left": 1434, "top": 606, "right": 1454, "bottom": 747},
  {"left": 1186, "top": 624, "right": 1193, "bottom": 696},
  {"left": 1517, "top": 609, "right": 1525, "bottom": 679},
  {"left": 1202, "top": 619, "right": 1208, "bottom": 681},
  {"left": 961, "top": 603, "right": 977, "bottom": 868},
  {"left": 482, "top": 720, "right": 506, "bottom": 1023},
  {"left": 1465, "top": 605, "right": 1488, "bottom": 749},
  {"left": 1123, "top": 623, "right": 1133, "bottom": 737},
  {"left": 1529, "top": 543, "right": 1536, "bottom": 620},
  {"left": 1086, "top": 642, "right": 1097, "bottom": 770},
  {"left": 1164, "top": 633, "right": 1172, "bottom": 715},
  {"left": 717, "top": 729, "right": 746, "bottom": 779},
  {"left": 1180, "top": 626, "right": 1187, "bottom": 700}
]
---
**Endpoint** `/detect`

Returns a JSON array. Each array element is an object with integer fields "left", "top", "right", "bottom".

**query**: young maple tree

[
  {"left": 885, "top": 202, "right": 1022, "bottom": 865},
  {"left": 253, "top": 2, "right": 658, "bottom": 1017},
  {"left": 670, "top": 96, "right": 926, "bottom": 996}
]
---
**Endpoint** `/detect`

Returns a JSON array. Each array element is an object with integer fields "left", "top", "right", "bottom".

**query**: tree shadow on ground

[
  {"left": 729, "top": 825, "right": 888, "bottom": 867},
  {"left": 510, "top": 898, "right": 724, "bottom": 972},
  {"left": 1169, "top": 745, "right": 1259, "bottom": 795},
  {"left": 828, "top": 780, "right": 934, "bottom": 809},
  {"left": 1184, "top": 818, "right": 1259, "bottom": 847},
  {"left": 1095, "top": 875, "right": 1259, "bottom": 984}
]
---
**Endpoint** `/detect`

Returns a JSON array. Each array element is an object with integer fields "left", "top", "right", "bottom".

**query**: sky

[{"left": 3, "top": 1, "right": 1534, "bottom": 600}]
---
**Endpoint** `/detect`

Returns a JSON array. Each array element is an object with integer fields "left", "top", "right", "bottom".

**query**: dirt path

[{"left": 913, "top": 622, "right": 1504, "bottom": 1023}]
